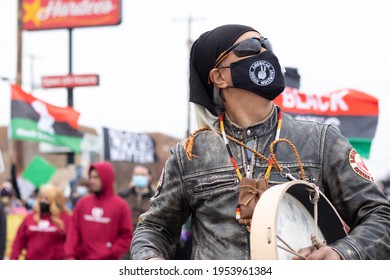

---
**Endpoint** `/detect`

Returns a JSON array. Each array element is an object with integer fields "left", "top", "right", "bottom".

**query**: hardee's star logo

[{"left": 23, "top": 0, "right": 43, "bottom": 27}]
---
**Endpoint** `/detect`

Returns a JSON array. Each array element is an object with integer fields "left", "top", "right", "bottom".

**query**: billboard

[{"left": 22, "top": 0, "right": 122, "bottom": 30}]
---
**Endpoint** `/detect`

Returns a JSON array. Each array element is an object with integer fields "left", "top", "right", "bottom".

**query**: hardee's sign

[{"left": 22, "top": 0, "right": 121, "bottom": 30}]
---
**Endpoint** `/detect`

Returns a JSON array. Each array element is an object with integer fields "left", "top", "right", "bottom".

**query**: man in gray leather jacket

[{"left": 130, "top": 24, "right": 390, "bottom": 260}]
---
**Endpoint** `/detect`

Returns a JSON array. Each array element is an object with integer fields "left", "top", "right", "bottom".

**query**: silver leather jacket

[{"left": 130, "top": 106, "right": 390, "bottom": 260}]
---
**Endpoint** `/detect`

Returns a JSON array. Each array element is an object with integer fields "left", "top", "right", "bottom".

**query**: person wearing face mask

[
  {"left": 118, "top": 165, "right": 155, "bottom": 232},
  {"left": 64, "top": 161, "right": 133, "bottom": 260},
  {"left": 116, "top": 165, "right": 155, "bottom": 259},
  {"left": 68, "top": 177, "right": 90, "bottom": 210},
  {"left": 0, "top": 180, "right": 26, "bottom": 215},
  {"left": 1, "top": 179, "right": 28, "bottom": 259},
  {"left": 130, "top": 24, "right": 390, "bottom": 260},
  {"left": 10, "top": 184, "right": 71, "bottom": 259}
]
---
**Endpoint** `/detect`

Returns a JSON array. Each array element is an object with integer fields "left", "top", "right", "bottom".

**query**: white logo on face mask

[{"left": 249, "top": 60, "right": 275, "bottom": 86}]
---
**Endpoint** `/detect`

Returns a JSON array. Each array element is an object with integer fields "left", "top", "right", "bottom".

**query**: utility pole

[
  {"left": 174, "top": 16, "right": 204, "bottom": 138},
  {"left": 67, "top": 28, "right": 75, "bottom": 165},
  {"left": 16, "top": 0, "right": 23, "bottom": 87},
  {"left": 185, "top": 16, "right": 193, "bottom": 138},
  {"left": 29, "top": 53, "right": 41, "bottom": 92},
  {"left": 14, "top": 0, "right": 24, "bottom": 171}
]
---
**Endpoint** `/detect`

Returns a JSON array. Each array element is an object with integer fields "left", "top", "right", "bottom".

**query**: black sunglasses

[{"left": 212, "top": 37, "right": 272, "bottom": 69}]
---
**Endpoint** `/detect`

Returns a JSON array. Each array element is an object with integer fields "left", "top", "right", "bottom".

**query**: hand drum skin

[{"left": 250, "top": 180, "right": 348, "bottom": 260}]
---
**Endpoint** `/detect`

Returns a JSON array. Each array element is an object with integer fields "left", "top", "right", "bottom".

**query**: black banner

[{"left": 103, "top": 127, "right": 156, "bottom": 163}]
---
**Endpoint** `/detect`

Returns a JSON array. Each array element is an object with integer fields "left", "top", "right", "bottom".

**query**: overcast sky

[{"left": 1, "top": 0, "right": 389, "bottom": 180}]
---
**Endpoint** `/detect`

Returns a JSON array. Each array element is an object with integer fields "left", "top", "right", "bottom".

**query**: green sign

[{"left": 22, "top": 156, "right": 56, "bottom": 188}]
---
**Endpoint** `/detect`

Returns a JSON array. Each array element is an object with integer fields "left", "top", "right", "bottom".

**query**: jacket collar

[{"left": 219, "top": 105, "right": 280, "bottom": 140}]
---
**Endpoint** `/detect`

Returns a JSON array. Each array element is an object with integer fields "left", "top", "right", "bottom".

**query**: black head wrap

[{"left": 189, "top": 24, "right": 258, "bottom": 116}]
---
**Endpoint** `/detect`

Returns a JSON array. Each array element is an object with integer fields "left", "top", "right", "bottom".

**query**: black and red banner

[
  {"left": 10, "top": 84, "right": 83, "bottom": 152},
  {"left": 274, "top": 87, "right": 379, "bottom": 158}
]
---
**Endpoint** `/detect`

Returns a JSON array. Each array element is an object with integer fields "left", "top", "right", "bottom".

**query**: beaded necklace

[{"left": 218, "top": 109, "right": 283, "bottom": 182}]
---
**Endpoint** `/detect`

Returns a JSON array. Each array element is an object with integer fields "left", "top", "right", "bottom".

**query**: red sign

[
  {"left": 41, "top": 74, "right": 99, "bottom": 88},
  {"left": 22, "top": 0, "right": 122, "bottom": 30}
]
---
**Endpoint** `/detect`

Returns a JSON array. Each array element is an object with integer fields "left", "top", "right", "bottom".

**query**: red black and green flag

[
  {"left": 10, "top": 84, "right": 83, "bottom": 153},
  {"left": 274, "top": 87, "right": 378, "bottom": 159}
]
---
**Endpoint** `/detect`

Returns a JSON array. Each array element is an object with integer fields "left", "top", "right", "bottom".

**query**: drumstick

[{"left": 277, "top": 235, "right": 306, "bottom": 260}]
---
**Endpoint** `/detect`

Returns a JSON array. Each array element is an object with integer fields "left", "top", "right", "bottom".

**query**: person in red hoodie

[
  {"left": 64, "top": 161, "right": 133, "bottom": 260},
  {"left": 10, "top": 184, "right": 71, "bottom": 260}
]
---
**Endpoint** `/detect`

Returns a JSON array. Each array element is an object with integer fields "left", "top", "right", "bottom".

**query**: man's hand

[{"left": 293, "top": 246, "right": 341, "bottom": 260}]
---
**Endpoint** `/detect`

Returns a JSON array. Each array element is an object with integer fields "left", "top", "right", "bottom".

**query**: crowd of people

[
  {"left": 0, "top": 161, "right": 193, "bottom": 260},
  {"left": 1, "top": 23, "right": 390, "bottom": 260}
]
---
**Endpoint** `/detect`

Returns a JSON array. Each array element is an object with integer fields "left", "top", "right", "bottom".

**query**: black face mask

[
  {"left": 39, "top": 202, "right": 50, "bottom": 213},
  {"left": 229, "top": 50, "right": 285, "bottom": 100}
]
